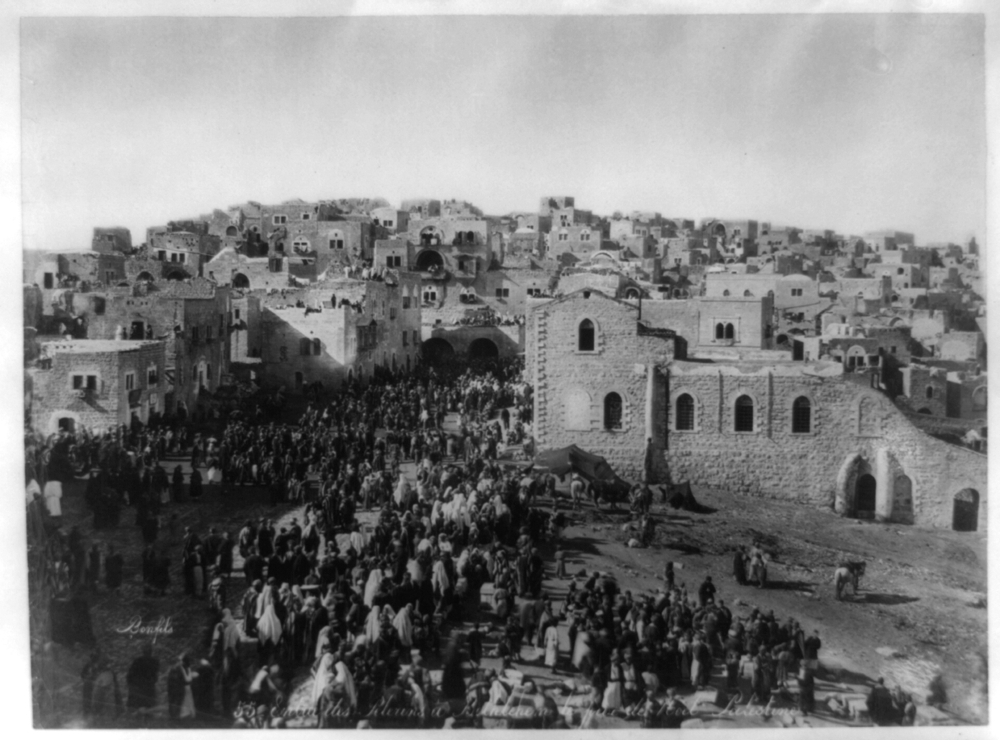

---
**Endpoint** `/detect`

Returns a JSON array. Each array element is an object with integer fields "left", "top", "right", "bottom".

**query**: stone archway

[
  {"left": 836, "top": 452, "right": 875, "bottom": 516},
  {"left": 422, "top": 337, "right": 455, "bottom": 364},
  {"left": 953, "top": 489, "right": 979, "bottom": 532},
  {"left": 232, "top": 273, "right": 251, "bottom": 289},
  {"left": 415, "top": 249, "right": 444, "bottom": 272},
  {"left": 856, "top": 474, "right": 877, "bottom": 519},
  {"left": 468, "top": 337, "right": 499, "bottom": 361},
  {"left": 892, "top": 475, "right": 914, "bottom": 524}
]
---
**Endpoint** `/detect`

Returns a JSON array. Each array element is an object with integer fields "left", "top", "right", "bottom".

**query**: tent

[{"left": 534, "top": 444, "right": 619, "bottom": 483}]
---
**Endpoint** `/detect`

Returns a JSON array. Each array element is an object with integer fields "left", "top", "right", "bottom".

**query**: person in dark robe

[
  {"left": 172, "top": 466, "right": 185, "bottom": 503},
  {"left": 126, "top": 643, "right": 159, "bottom": 715},
  {"left": 189, "top": 469, "right": 203, "bottom": 499},
  {"left": 192, "top": 658, "right": 216, "bottom": 718},
  {"left": 218, "top": 532, "right": 234, "bottom": 578},
  {"left": 439, "top": 636, "right": 467, "bottom": 700},
  {"left": 798, "top": 667, "right": 816, "bottom": 716},
  {"left": 105, "top": 545, "right": 124, "bottom": 591}
]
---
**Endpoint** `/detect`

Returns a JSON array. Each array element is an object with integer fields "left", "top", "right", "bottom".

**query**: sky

[{"left": 20, "top": 13, "right": 987, "bottom": 249}]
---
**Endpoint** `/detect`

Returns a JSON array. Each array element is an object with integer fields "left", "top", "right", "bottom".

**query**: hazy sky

[{"left": 21, "top": 13, "right": 986, "bottom": 249}]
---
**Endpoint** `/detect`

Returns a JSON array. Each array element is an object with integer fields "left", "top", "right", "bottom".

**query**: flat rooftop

[{"left": 41, "top": 339, "right": 163, "bottom": 354}]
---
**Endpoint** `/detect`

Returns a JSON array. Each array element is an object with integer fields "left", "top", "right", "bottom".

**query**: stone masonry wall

[
  {"left": 662, "top": 363, "right": 986, "bottom": 530},
  {"left": 532, "top": 290, "right": 674, "bottom": 480}
]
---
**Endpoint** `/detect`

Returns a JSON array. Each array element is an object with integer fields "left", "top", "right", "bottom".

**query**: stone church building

[{"left": 526, "top": 289, "right": 986, "bottom": 531}]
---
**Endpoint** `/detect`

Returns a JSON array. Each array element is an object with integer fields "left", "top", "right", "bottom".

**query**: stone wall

[
  {"left": 530, "top": 290, "right": 675, "bottom": 480},
  {"left": 30, "top": 340, "right": 166, "bottom": 434},
  {"left": 662, "top": 362, "right": 987, "bottom": 530}
]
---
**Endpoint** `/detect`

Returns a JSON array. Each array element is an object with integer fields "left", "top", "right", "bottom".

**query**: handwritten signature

[{"left": 115, "top": 616, "right": 175, "bottom": 642}]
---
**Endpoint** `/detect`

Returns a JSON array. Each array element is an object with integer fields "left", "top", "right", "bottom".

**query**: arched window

[
  {"left": 676, "top": 394, "right": 695, "bottom": 430},
  {"left": 792, "top": 396, "right": 812, "bottom": 433},
  {"left": 743, "top": 289, "right": 752, "bottom": 297},
  {"left": 299, "top": 338, "right": 311, "bottom": 356},
  {"left": 604, "top": 393, "right": 623, "bottom": 430},
  {"left": 578, "top": 319, "right": 595, "bottom": 351},
  {"left": 723, "top": 290, "right": 731, "bottom": 297},
  {"left": 724, "top": 323, "right": 735, "bottom": 340},
  {"left": 715, "top": 323, "right": 725, "bottom": 340},
  {"left": 734, "top": 395, "right": 754, "bottom": 432},
  {"left": 312, "top": 338, "right": 321, "bottom": 355},
  {"left": 925, "top": 385, "right": 934, "bottom": 399}
]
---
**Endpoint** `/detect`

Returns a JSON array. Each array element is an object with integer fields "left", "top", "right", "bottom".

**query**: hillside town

[{"left": 23, "top": 195, "right": 987, "bottom": 729}]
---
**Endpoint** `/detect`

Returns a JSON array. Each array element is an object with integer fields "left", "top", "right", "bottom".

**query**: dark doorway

[
  {"left": 130, "top": 321, "right": 146, "bottom": 339},
  {"left": 57, "top": 417, "right": 76, "bottom": 433},
  {"left": 422, "top": 338, "right": 455, "bottom": 364},
  {"left": 856, "top": 474, "right": 877, "bottom": 517},
  {"left": 415, "top": 249, "right": 444, "bottom": 272},
  {"left": 233, "top": 273, "right": 250, "bottom": 289},
  {"left": 953, "top": 489, "right": 979, "bottom": 532},
  {"left": 468, "top": 338, "right": 499, "bottom": 360}
]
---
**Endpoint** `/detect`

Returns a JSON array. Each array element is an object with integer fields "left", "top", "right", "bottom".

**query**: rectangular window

[
  {"left": 125, "top": 372, "right": 135, "bottom": 391},
  {"left": 179, "top": 253, "right": 186, "bottom": 264},
  {"left": 147, "top": 367, "right": 159, "bottom": 386},
  {"left": 558, "top": 233, "right": 568, "bottom": 241},
  {"left": 791, "top": 288, "right": 803, "bottom": 297},
  {"left": 402, "top": 296, "right": 411, "bottom": 309},
  {"left": 302, "top": 213, "right": 310, "bottom": 220},
  {"left": 412, "top": 330, "right": 419, "bottom": 345},
  {"left": 890, "top": 346, "right": 896, "bottom": 354},
  {"left": 72, "top": 374, "right": 83, "bottom": 390},
  {"left": 385, "top": 220, "right": 393, "bottom": 228},
  {"left": 43, "top": 273, "right": 54, "bottom": 289},
  {"left": 191, "top": 326, "right": 200, "bottom": 344},
  {"left": 403, "top": 331, "right": 409, "bottom": 346},
  {"left": 390, "top": 306, "right": 397, "bottom": 320},
  {"left": 273, "top": 215, "right": 287, "bottom": 225},
  {"left": 330, "top": 239, "right": 345, "bottom": 249},
  {"left": 206, "top": 326, "right": 214, "bottom": 342},
  {"left": 157, "top": 250, "right": 166, "bottom": 261},
  {"left": 495, "top": 288, "right": 510, "bottom": 298}
]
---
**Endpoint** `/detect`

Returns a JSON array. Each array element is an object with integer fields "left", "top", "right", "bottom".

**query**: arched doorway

[
  {"left": 136, "top": 271, "right": 155, "bottom": 283},
  {"left": 468, "top": 337, "right": 499, "bottom": 361},
  {"left": 166, "top": 270, "right": 186, "bottom": 281},
  {"left": 953, "top": 489, "right": 979, "bottom": 532},
  {"left": 415, "top": 249, "right": 444, "bottom": 272},
  {"left": 422, "top": 338, "right": 455, "bottom": 364},
  {"left": 226, "top": 225, "right": 239, "bottom": 237},
  {"left": 856, "top": 475, "right": 877, "bottom": 518},
  {"left": 232, "top": 273, "right": 250, "bottom": 289},
  {"left": 892, "top": 475, "right": 914, "bottom": 524},
  {"left": 623, "top": 287, "right": 641, "bottom": 300}
]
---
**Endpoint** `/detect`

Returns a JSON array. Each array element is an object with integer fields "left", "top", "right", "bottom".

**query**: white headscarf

[
  {"left": 365, "top": 605, "right": 382, "bottom": 643},
  {"left": 257, "top": 603, "right": 283, "bottom": 645},
  {"left": 334, "top": 660, "right": 358, "bottom": 709},
  {"left": 363, "top": 568, "right": 382, "bottom": 608},
  {"left": 311, "top": 652, "right": 335, "bottom": 708},
  {"left": 393, "top": 604, "right": 414, "bottom": 647},
  {"left": 432, "top": 559, "right": 450, "bottom": 595}
]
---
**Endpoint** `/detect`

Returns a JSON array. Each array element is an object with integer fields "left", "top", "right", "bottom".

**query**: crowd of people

[
  {"left": 451, "top": 312, "right": 525, "bottom": 327},
  {"left": 25, "top": 354, "right": 923, "bottom": 729}
]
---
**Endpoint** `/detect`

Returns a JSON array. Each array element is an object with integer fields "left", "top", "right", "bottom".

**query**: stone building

[
  {"left": 24, "top": 249, "right": 128, "bottom": 303},
  {"left": 146, "top": 228, "right": 222, "bottom": 277},
  {"left": 371, "top": 207, "right": 409, "bottom": 233},
  {"left": 70, "top": 278, "right": 231, "bottom": 416},
  {"left": 527, "top": 288, "right": 987, "bottom": 531},
  {"left": 401, "top": 199, "right": 442, "bottom": 219},
  {"left": 548, "top": 223, "right": 602, "bottom": 257},
  {"left": 255, "top": 274, "right": 422, "bottom": 390},
  {"left": 91, "top": 227, "right": 133, "bottom": 254},
  {"left": 28, "top": 339, "right": 166, "bottom": 434}
]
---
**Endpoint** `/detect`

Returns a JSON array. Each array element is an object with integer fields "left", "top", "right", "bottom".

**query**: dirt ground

[{"left": 568, "top": 483, "right": 989, "bottom": 724}]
